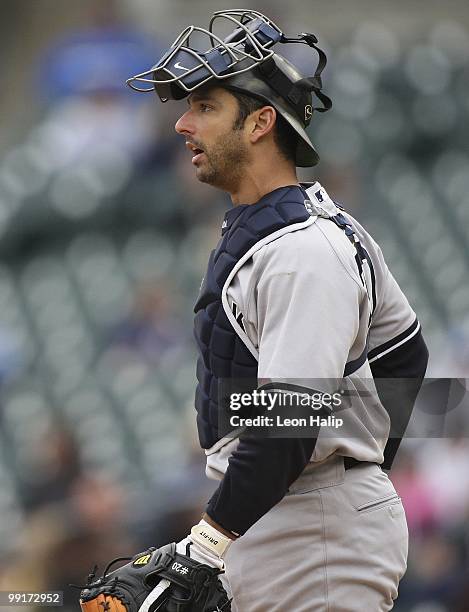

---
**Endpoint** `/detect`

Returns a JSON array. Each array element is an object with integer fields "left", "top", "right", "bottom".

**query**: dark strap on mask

[{"left": 297, "top": 33, "right": 332, "bottom": 112}]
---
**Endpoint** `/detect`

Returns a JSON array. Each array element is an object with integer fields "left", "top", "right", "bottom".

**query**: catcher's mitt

[{"left": 79, "top": 543, "right": 231, "bottom": 612}]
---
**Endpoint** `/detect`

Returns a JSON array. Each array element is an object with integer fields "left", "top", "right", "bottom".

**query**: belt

[{"left": 343, "top": 457, "right": 379, "bottom": 471}]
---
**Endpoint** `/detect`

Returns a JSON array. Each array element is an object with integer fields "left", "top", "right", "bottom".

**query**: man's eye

[{"left": 199, "top": 104, "right": 212, "bottom": 112}]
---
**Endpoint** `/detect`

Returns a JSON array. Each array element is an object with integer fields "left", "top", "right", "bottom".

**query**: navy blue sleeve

[
  {"left": 370, "top": 325, "right": 429, "bottom": 470},
  {"left": 206, "top": 436, "right": 317, "bottom": 536}
]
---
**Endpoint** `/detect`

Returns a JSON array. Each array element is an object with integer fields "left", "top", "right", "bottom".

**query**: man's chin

[
  {"left": 194, "top": 161, "right": 234, "bottom": 191},
  {"left": 195, "top": 167, "right": 216, "bottom": 186}
]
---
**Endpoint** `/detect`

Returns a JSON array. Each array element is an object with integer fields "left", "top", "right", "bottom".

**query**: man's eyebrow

[{"left": 187, "top": 93, "right": 216, "bottom": 105}]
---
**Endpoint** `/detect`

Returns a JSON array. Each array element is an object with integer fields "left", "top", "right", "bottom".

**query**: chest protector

[{"left": 193, "top": 185, "right": 373, "bottom": 449}]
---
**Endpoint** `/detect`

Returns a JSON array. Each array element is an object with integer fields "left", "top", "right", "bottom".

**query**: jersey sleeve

[
  {"left": 366, "top": 241, "right": 419, "bottom": 360},
  {"left": 365, "top": 242, "right": 429, "bottom": 468}
]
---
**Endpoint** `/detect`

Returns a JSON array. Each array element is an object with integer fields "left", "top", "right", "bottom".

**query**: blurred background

[{"left": 0, "top": 1, "right": 468, "bottom": 610}]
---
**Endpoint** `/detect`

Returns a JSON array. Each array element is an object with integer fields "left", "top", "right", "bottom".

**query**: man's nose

[{"left": 175, "top": 110, "right": 194, "bottom": 135}]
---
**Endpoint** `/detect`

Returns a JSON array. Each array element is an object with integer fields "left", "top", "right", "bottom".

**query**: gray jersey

[{"left": 205, "top": 182, "right": 418, "bottom": 479}]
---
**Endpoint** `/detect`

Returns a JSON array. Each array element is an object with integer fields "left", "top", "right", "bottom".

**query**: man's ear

[{"left": 249, "top": 106, "right": 277, "bottom": 143}]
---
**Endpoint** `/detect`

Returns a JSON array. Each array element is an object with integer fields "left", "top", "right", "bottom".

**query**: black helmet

[{"left": 127, "top": 9, "right": 332, "bottom": 167}]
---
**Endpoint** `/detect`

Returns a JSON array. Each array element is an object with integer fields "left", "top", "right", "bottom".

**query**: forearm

[{"left": 205, "top": 436, "right": 317, "bottom": 536}]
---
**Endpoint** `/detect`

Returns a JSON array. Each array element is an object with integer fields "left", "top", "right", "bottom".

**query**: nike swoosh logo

[{"left": 174, "top": 61, "right": 190, "bottom": 71}]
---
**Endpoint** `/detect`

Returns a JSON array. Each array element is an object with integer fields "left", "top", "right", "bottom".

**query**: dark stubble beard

[{"left": 195, "top": 126, "right": 249, "bottom": 192}]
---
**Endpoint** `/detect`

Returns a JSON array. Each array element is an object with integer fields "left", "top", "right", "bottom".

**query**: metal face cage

[{"left": 126, "top": 10, "right": 284, "bottom": 100}]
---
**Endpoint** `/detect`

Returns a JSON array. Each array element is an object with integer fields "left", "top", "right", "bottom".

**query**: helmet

[{"left": 127, "top": 9, "right": 332, "bottom": 167}]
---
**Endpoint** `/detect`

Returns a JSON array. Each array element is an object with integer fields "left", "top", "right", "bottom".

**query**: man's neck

[{"left": 229, "top": 165, "right": 299, "bottom": 206}]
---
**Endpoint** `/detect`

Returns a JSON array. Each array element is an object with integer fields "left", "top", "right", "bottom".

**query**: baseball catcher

[
  {"left": 79, "top": 523, "right": 232, "bottom": 611},
  {"left": 78, "top": 8, "right": 429, "bottom": 610}
]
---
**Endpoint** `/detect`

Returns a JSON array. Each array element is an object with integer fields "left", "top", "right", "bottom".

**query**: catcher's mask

[{"left": 127, "top": 9, "right": 332, "bottom": 167}]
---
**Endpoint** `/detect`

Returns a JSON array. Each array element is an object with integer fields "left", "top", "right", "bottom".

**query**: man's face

[{"left": 175, "top": 87, "right": 249, "bottom": 191}]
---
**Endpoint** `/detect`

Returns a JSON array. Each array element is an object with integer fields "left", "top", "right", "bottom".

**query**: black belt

[{"left": 343, "top": 457, "right": 379, "bottom": 471}]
